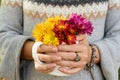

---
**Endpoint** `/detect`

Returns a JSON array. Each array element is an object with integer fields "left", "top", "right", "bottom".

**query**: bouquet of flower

[{"left": 32, "top": 14, "right": 93, "bottom": 46}]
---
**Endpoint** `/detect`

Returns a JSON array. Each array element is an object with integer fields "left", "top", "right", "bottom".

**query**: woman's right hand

[
  {"left": 35, "top": 44, "right": 62, "bottom": 73},
  {"left": 21, "top": 41, "right": 62, "bottom": 73}
]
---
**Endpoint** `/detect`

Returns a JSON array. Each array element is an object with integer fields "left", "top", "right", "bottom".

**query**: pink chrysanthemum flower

[{"left": 68, "top": 13, "right": 94, "bottom": 35}]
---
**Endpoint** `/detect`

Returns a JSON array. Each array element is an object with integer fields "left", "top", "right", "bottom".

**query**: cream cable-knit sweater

[{"left": 0, "top": 0, "right": 120, "bottom": 80}]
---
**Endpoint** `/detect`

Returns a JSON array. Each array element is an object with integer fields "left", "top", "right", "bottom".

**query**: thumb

[{"left": 76, "top": 34, "right": 85, "bottom": 41}]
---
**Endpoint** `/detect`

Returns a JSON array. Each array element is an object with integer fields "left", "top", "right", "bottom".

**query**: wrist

[
  {"left": 86, "top": 43, "right": 100, "bottom": 69},
  {"left": 93, "top": 45, "right": 100, "bottom": 64},
  {"left": 21, "top": 40, "right": 35, "bottom": 60}
]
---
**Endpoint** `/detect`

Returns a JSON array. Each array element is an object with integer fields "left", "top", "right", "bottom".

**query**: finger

[
  {"left": 50, "top": 52, "right": 76, "bottom": 61},
  {"left": 58, "top": 44, "right": 79, "bottom": 52},
  {"left": 59, "top": 67, "right": 83, "bottom": 74},
  {"left": 56, "top": 52, "right": 89, "bottom": 61},
  {"left": 37, "top": 54, "right": 62, "bottom": 63},
  {"left": 34, "top": 62, "right": 56, "bottom": 73},
  {"left": 56, "top": 60, "right": 87, "bottom": 68},
  {"left": 37, "top": 45, "right": 58, "bottom": 53},
  {"left": 76, "top": 34, "right": 88, "bottom": 41},
  {"left": 58, "top": 44, "right": 88, "bottom": 52},
  {"left": 76, "top": 34, "right": 85, "bottom": 41},
  {"left": 76, "top": 34, "right": 89, "bottom": 45}
]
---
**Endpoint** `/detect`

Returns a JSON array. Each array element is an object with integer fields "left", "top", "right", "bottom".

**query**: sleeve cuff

[
  {"left": 0, "top": 35, "right": 33, "bottom": 80},
  {"left": 93, "top": 41, "right": 118, "bottom": 80}
]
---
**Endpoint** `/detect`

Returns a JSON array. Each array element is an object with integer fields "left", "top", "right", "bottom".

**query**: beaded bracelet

[
  {"left": 85, "top": 44, "right": 97, "bottom": 80},
  {"left": 86, "top": 43, "right": 97, "bottom": 70}
]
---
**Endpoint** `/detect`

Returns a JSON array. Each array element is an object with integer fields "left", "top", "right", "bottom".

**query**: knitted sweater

[{"left": 0, "top": 0, "right": 120, "bottom": 80}]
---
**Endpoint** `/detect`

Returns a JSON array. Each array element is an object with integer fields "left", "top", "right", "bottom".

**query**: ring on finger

[{"left": 74, "top": 52, "right": 81, "bottom": 62}]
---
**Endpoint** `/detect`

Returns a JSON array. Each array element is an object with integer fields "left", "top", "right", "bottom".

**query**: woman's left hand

[{"left": 55, "top": 34, "right": 92, "bottom": 74}]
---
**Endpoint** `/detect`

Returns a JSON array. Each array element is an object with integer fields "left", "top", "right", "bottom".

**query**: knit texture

[{"left": 0, "top": 0, "right": 120, "bottom": 80}]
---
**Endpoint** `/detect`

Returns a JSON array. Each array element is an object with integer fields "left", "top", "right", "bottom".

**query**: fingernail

[
  {"left": 59, "top": 68, "right": 63, "bottom": 71},
  {"left": 52, "top": 64, "right": 57, "bottom": 67},
  {"left": 59, "top": 67, "right": 70, "bottom": 70},
  {"left": 52, "top": 47, "right": 58, "bottom": 51}
]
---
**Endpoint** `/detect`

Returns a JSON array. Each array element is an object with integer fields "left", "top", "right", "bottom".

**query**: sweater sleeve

[
  {"left": 93, "top": 1, "right": 120, "bottom": 80},
  {"left": 0, "top": 0, "right": 33, "bottom": 80}
]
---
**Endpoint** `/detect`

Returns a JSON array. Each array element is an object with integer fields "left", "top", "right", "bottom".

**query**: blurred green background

[
  {"left": 0, "top": 0, "right": 119, "bottom": 80},
  {"left": 119, "top": 68, "right": 120, "bottom": 80}
]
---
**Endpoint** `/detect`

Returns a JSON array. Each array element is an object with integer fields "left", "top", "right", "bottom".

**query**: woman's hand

[
  {"left": 47, "top": 34, "right": 91, "bottom": 74},
  {"left": 53, "top": 34, "right": 100, "bottom": 74},
  {"left": 21, "top": 40, "right": 62, "bottom": 73},
  {"left": 34, "top": 44, "right": 62, "bottom": 73}
]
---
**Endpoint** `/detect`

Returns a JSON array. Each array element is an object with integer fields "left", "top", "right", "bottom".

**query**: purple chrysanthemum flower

[{"left": 68, "top": 13, "right": 94, "bottom": 35}]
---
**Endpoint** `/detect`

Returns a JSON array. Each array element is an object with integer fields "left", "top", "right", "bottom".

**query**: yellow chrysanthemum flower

[
  {"left": 32, "top": 16, "right": 66, "bottom": 45},
  {"left": 44, "top": 21, "right": 55, "bottom": 31},
  {"left": 43, "top": 34, "right": 60, "bottom": 46},
  {"left": 46, "top": 16, "right": 66, "bottom": 25},
  {"left": 32, "top": 23, "right": 45, "bottom": 41}
]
